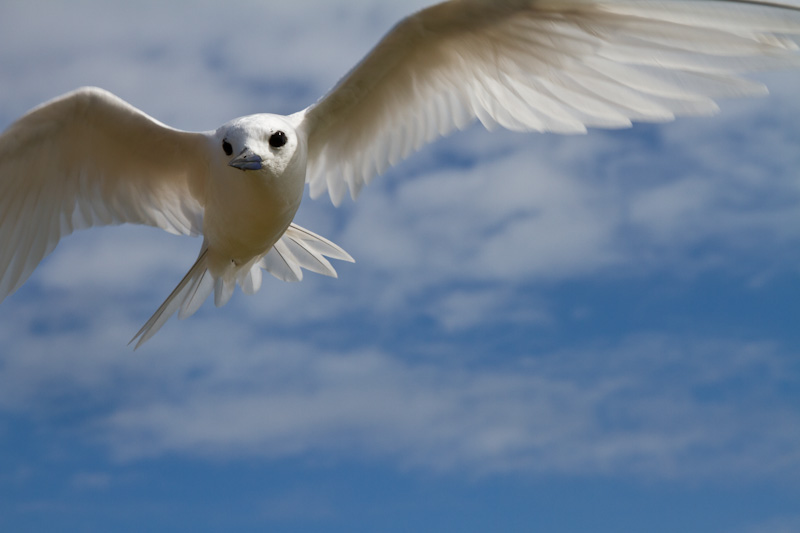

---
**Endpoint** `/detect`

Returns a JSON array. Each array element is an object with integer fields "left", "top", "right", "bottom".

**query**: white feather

[
  {"left": 301, "top": 0, "right": 800, "bottom": 204},
  {"left": 260, "top": 223, "right": 354, "bottom": 282},
  {"left": 0, "top": 87, "right": 206, "bottom": 300}
]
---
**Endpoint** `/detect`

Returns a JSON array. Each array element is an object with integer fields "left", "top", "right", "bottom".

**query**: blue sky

[{"left": 1, "top": 1, "right": 800, "bottom": 531}]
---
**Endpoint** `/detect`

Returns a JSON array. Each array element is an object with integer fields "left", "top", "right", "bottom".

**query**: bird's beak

[{"left": 228, "top": 148, "right": 263, "bottom": 171}]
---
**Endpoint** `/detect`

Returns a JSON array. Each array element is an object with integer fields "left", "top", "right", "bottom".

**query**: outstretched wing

[
  {"left": 0, "top": 87, "right": 209, "bottom": 300},
  {"left": 299, "top": 0, "right": 800, "bottom": 205}
]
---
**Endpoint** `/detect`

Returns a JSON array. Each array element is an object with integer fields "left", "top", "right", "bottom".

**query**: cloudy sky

[{"left": 1, "top": 1, "right": 800, "bottom": 531}]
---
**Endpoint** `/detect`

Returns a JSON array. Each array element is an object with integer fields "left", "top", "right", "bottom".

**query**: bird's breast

[{"left": 202, "top": 167, "right": 304, "bottom": 273}]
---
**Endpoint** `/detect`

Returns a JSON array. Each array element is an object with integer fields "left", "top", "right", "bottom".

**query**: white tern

[{"left": 1, "top": 0, "right": 800, "bottom": 348}]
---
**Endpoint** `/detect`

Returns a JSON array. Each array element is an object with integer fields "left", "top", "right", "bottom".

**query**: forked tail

[{"left": 129, "top": 223, "right": 354, "bottom": 349}]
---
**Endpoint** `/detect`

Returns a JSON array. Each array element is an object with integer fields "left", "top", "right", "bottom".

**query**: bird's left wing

[
  {"left": 298, "top": 0, "right": 800, "bottom": 206},
  {"left": 0, "top": 87, "right": 209, "bottom": 300}
]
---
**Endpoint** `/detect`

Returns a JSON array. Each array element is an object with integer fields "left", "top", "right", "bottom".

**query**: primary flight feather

[{"left": 1, "top": 0, "right": 799, "bottom": 347}]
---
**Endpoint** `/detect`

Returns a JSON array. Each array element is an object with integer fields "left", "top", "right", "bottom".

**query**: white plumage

[{"left": 1, "top": 0, "right": 799, "bottom": 347}]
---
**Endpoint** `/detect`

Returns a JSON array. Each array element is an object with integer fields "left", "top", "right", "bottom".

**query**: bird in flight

[{"left": 1, "top": 0, "right": 799, "bottom": 348}]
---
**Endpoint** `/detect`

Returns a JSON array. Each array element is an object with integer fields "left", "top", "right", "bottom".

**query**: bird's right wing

[
  {"left": 299, "top": 0, "right": 800, "bottom": 206},
  {"left": 0, "top": 87, "right": 209, "bottom": 300}
]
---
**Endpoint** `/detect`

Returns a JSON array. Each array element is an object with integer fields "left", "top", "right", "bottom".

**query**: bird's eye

[
  {"left": 222, "top": 140, "right": 233, "bottom": 156},
  {"left": 269, "top": 131, "right": 288, "bottom": 148}
]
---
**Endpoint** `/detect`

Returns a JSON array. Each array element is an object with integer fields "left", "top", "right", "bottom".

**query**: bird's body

[
  {"left": 135, "top": 112, "right": 311, "bottom": 344},
  {"left": 203, "top": 115, "right": 306, "bottom": 276},
  {"left": 2, "top": 0, "right": 800, "bottom": 347}
]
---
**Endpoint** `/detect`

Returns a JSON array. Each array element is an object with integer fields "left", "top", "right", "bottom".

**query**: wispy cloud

[
  {"left": 1, "top": 312, "right": 798, "bottom": 480},
  {"left": 98, "top": 336, "right": 800, "bottom": 478}
]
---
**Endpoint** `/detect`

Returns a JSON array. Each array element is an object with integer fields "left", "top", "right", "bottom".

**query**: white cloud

[
  {"left": 36, "top": 226, "right": 199, "bottom": 295},
  {"left": 741, "top": 514, "right": 800, "bottom": 533},
  {"left": 70, "top": 472, "right": 112, "bottom": 491},
  {"left": 0, "top": 305, "right": 798, "bottom": 480},
  {"left": 428, "top": 286, "right": 552, "bottom": 331},
  {"left": 0, "top": 0, "right": 431, "bottom": 127}
]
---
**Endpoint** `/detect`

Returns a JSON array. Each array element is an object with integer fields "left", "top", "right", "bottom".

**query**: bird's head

[{"left": 215, "top": 114, "right": 305, "bottom": 179}]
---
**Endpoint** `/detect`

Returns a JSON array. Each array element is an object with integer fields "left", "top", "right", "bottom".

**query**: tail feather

[
  {"left": 129, "top": 223, "right": 354, "bottom": 349},
  {"left": 177, "top": 259, "right": 214, "bottom": 320},
  {"left": 129, "top": 247, "right": 212, "bottom": 350},
  {"left": 214, "top": 275, "right": 236, "bottom": 308},
  {"left": 284, "top": 223, "right": 354, "bottom": 262},
  {"left": 239, "top": 262, "right": 262, "bottom": 295},
  {"left": 260, "top": 223, "right": 354, "bottom": 282}
]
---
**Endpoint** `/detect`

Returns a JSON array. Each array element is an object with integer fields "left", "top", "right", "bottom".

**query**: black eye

[
  {"left": 269, "top": 131, "right": 287, "bottom": 148},
  {"left": 222, "top": 140, "right": 233, "bottom": 156}
]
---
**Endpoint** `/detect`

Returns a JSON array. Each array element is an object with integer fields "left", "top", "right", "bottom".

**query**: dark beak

[{"left": 228, "top": 148, "right": 263, "bottom": 171}]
